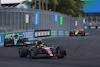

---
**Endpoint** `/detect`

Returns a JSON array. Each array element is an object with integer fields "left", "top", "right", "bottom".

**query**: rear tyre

[
  {"left": 69, "top": 32, "right": 72, "bottom": 36},
  {"left": 81, "top": 32, "right": 85, "bottom": 36},
  {"left": 17, "top": 38, "right": 28, "bottom": 43},
  {"left": 56, "top": 46, "right": 66, "bottom": 58},
  {"left": 29, "top": 47, "right": 38, "bottom": 59},
  {"left": 23, "top": 38, "right": 28, "bottom": 42},
  {"left": 4, "top": 39, "right": 8, "bottom": 47},
  {"left": 4, "top": 38, "right": 14, "bottom": 47},
  {"left": 19, "top": 46, "right": 28, "bottom": 57}
]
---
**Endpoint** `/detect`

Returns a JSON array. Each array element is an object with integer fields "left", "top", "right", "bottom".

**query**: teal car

[{"left": 4, "top": 34, "right": 32, "bottom": 47}]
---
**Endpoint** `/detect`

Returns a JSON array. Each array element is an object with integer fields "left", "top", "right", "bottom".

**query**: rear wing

[
  {"left": 74, "top": 29, "right": 84, "bottom": 31},
  {"left": 11, "top": 34, "right": 24, "bottom": 38}
]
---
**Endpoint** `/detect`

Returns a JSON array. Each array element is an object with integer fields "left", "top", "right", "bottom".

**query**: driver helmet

[
  {"left": 39, "top": 44, "right": 43, "bottom": 47},
  {"left": 38, "top": 39, "right": 42, "bottom": 41},
  {"left": 38, "top": 39, "right": 42, "bottom": 45},
  {"left": 15, "top": 34, "right": 18, "bottom": 39}
]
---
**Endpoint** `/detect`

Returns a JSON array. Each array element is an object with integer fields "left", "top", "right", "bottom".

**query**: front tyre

[
  {"left": 81, "top": 32, "right": 85, "bottom": 36},
  {"left": 19, "top": 46, "right": 28, "bottom": 57},
  {"left": 69, "top": 32, "right": 72, "bottom": 36},
  {"left": 56, "top": 46, "right": 66, "bottom": 58},
  {"left": 29, "top": 47, "right": 38, "bottom": 59}
]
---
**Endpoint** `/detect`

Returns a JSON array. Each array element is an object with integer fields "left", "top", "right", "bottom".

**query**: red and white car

[{"left": 19, "top": 41, "right": 66, "bottom": 59}]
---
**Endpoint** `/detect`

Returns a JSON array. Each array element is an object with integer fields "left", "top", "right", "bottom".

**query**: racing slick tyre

[
  {"left": 23, "top": 38, "right": 28, "bottom": 42},
  {"left": 4, "top": 38, "right": 14, "bottom": 47},
  {"left": 29, "top": 47, "right": 38, "bottom": 59},
  {"left": 19, "top": 46, "right": 28, "bottom": 57},
  {"left": 17, "top": 38, "right": 29, "bottom": 43},
  {"left": 69, "top": 32, "right": 72, "bottom": 36},
  {"left": 17, "top": 39, "right": 22, "bottom": 43},
  {"left": 81, "top": 32, "right": 85, "bottom": 36},
  {"left": 4, "top": 38, "right": 10, "bottom": 47},
  {"left": 56, "top": 46, "right": 66, "bottom": 58}
]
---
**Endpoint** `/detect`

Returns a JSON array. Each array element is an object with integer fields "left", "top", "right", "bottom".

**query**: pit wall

[{"left": 0, "top": 30, "right": 69, "bottom": 47}]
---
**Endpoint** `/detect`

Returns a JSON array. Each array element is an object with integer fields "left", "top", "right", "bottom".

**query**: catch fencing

[{"left": 0, "top": 7, "right": 84, "bottom": 33}]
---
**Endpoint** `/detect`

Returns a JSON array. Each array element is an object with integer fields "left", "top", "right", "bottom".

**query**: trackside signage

[
  {"left": 89, "top": 26, "right": 100, "bottom": 29},
  {"left": 54, "top": 14, "right": 58, "bottom": 22},
  {"left": 60, "top": 16, "right": 63, "bottom": 26},
  {"left": 26, "top": 14, "right": 29, "bottom": 23},
  {"left": 4, "top": 32, "right": 21, "bottom": 39},
  {"left": 21, "top": 30, "right": 35, "bottom": 40},
  {"left": 75, "top": 21, "right": 77, "bottom": 26},
  {"left": 90, "top": 26, "right": 96, "bottom": 29},
  {"left": 35, "top": 30, "right": 50, "bottom": 38},
  {"left": 0, "top": 34, "right": 4, "bottom": 46},
  {"left": 84, "top": 26, "right": 88, "bottom": 30},
  {"left": 64, "top": 30, "right": 69, "bottom": 36},
  {"left": 58, "top": 30, "right": 64, "bottom": 36},
  {"left": 50, "top": 30, "right": 58, "bottom": 36},
  {"left": 34, "top": 12, "right": 39, "bottom": 25},
  {"left": 97, "top": 26, "right": 100, "bottom": 29}
]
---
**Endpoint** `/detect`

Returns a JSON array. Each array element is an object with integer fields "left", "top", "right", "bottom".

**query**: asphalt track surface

[{"left": 0, "top": 30, "right": 100, "bottom": 67}]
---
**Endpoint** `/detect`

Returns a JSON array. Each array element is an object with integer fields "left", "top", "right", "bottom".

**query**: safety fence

[
  {"left": 0, "top": 29, "right": 69, "bottom": 47},
  {"left": 0, "top": 7, "right": 84, "bottom": 33}
]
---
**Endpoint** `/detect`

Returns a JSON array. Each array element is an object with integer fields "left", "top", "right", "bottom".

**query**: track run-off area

[{"left": 0, "top": 30, "right": 100, "bottom": 67}]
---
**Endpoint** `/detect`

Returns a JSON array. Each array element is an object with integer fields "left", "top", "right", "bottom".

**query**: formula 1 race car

[
  {"left": 4, "top": 34, "right": 32, "bottom": 47},
  {"left": 19, "top": 41, "right": 66, "bottom": 59},
  {"left": 69, "top": 29, "right": 85, "bottom": 36}
]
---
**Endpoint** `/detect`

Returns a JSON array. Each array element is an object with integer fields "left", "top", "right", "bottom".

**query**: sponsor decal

[
  {"left": 21, "top": 30, "right": 35, "bottom": 40},
  {"left": 4, "top": 32, "right": 21, "bottom": 39},
  {"left": 75, "top": 21, "right": 77, "bottom": 26},
  {"left": 58, "top": 30, "right": 64, "bottom": 36},
  {"left": 35, "top": 30, "right": 50, "bottom": 38},
  {"left": 60, "top": 16, "right": 63, "bottom": 26},
  {"left": 34, "top": 12, "right": 39, "bottom": 25},
  {"left": 0, "top": 34, "right": 4, "bottom": 46},
  {"left": 65, "top": 30, "right": 69, "bottom": 36},
  {"left": 90, "top": 26, "right": 96, "bottom": 29},
  {"left": 50, "top": 30, "right": 58, "bottom": 36},
  {"left": 54, "top": 14, "right": 58, "bottom": 22},
  {"left": 26, "top": 14, "right": 29, "bottom": 23},
  {"left": 84, "top": 26, "right": 88, "bottom": 30}
]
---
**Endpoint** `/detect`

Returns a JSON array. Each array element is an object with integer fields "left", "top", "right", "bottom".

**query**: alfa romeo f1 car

[
  {"left": 19, "top": 41, "right": 66, "bottom": 59},
  {"left": 4, "top": 34, "right": 32, "bottom": 47},
  {"left": 69, "top": 29, "right": 85, "bottom": 36}
]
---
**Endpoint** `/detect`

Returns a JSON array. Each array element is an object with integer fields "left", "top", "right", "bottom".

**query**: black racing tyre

[
  {"left": 17, "top": 39, "right": 24, "bottom": 43},
  {"left": 11, "top": 39, "right": 14, "bottom": 45},
  {"left": 4, "top": 38, "right": 14, "bottom": 47},
  {"left": 17, "top": 39, "right": 22, "bottom": 43},
  {"left": 23, "top": 38, "right": 28, "bottom": 42},
  {"left": 56, "top": 46, "right": 66, "bottom": 58},
  {"left": 69, "top": 32, "right": 72, "bottom": 36},
  {"left": 17, "top": 38, "right": 29, "bottom": 43},
  {"left": 4, "top": 38, "right": 11, "bottom": 46},
  {"left": 81, "top": 32, "right": 85, "bottom": 36},
  {"left": 19, "top": 46, "right": 28, "bottom": 57},
  {"left": 4, "top": 39, "right": 7, "bottom": 47},
  {"left": 29, "top": 47, "right": 38, "bottom": 59},
  {"left": 4, "top": 43, "right": 7, "bottom": 47}
]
